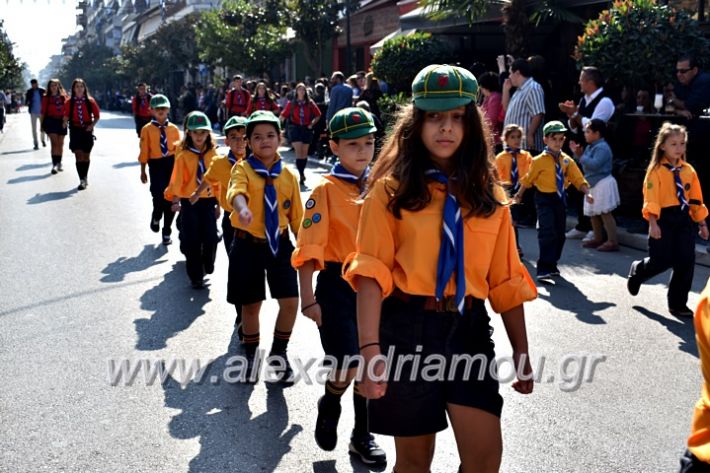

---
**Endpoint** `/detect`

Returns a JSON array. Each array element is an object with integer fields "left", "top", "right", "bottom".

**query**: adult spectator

[
  {"left": 559, "top": 66, "right": 615, "bottom": 241},
  {"left": 359, "top": 72, "right": 382, "bottom": 119},
  {"left": 131, "top": 82, "right": 152, "bottom": 137},
  {"left": 25, "top": 79, "right": 46, "bottom": 149},
  {"left": 478, "top": 71, "right": 503, "bottom": 147},
  {"left": 326, "top": 71, "right": 353, "bottom": 123},
  {"left": 0, "top": 88, "right": 9, "bottom": 132},
  {"left": 502, "top": 58, "right": 545, "bottom": 153}
]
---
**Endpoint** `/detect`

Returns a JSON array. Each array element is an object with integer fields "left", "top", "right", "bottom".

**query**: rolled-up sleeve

[
  {"left": 226, "top": 162, "right": 249, "bottom": 208},
  {"left": 487, "top": 206, "right": 537, "bottom": 313},
  {"left": 292, "top": 185, "right": 326, "bottom": 269},
  {"left": 343, "top": 180, "right": 396, "bottom": 296},
  {"left": 642, "top": 170, "right": 661, "bottom": 221}
]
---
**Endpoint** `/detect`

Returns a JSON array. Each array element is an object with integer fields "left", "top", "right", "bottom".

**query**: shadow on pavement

[
  {"left": 535, "top": 271, "right": 615, "bottom": 325},
  {"left": 633, "top": 305, "right": 698, "bottom": 357},
  {"left": 26, "top": 188, "right": 78, "bottom": 204},
  {"left": 162, "top": 329, "right": 303, "bottom": 473},
  {"left": 101, "top": 244, "right": 168, "bottom": 283},
  {"left": 113, "top": 161, "right": 140, "bottom": 169},
  {"left": 96, "top": 117, "right": 134, "bottom": 129},
  {"left": 16, "top": 163, "right": 50, "bottom": 171},
  {"left": 313, "top": 458, "right": 387, "bottom": 473},
  {"left": 1, "top": 149, "right": 35, "bottom": 156},
  {"left": 134, "top": 262, "right": 211, "bottom": 351},
  {"left": 7, "top": 173, "right": 52, "bottom": 184}
]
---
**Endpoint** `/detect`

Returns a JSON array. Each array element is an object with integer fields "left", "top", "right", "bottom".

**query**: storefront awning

[
  {"left": 137, "top": 14, "right": 162, "bottom": 43},
  {"left": 369, "top": 28, "right": 417, "bottom": 55}
]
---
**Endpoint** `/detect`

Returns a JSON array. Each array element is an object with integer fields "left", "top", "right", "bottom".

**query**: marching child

[
  {"left": 226, "top": 111, "right": 303, "bottom": 383},
  {"left": 514, "top": 121, "right": 592, "bottom": 280},
  {"left": 495, "top": 124, "right": 533, "bottom": 256},
  {"left": 569, "top": 119, "right": 620, "bottom": 252},
  {"left": 139, "top": 94, "right": 180, "bottom": 245},
  {"left": 343, "top": 64, "right": 536, "bottom": 473},
  {"left": 40, "top": 79, "right": 68, "bottom": 174},
  {"left": 226, "top": 75, "right": 251, "bottom": 118},
  {"left": 627, "top": 123, "right": 708, "bottom": 317},
  {"left": 247, "top": 82, "right": 280, "bottom": 116},
  {"left": 132, "top": 82, "right": 152, "bottom": 137},
  {"left": 63, "top": 78, "right": 100, "bottom": 191},
  {"left": 164, "top": 111, "right": 220, "bottom": 288},
  {"left": 291, "top": 108, "right": 386, "bottom": 466}
]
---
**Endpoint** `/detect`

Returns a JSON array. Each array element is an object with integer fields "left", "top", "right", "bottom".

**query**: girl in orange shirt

[{"left": 343, "top": 64, "right": 537, "bottom": 472}]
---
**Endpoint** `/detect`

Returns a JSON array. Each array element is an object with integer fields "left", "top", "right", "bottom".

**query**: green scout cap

[
  {"left": 328, "top": 107, "right": 377, "bottom": 140},
  {"left": 185, "top": 111, "right": 212, "bottom": 131},
  {"left": 150, "top": 94, "right": 170, "bottom": 109},
  {"left": 246, "top": 110, "right": 281, "bottom": 133},
  {"left": 543, "top": 120, "right": 568, "bottom": 136},
  {"left": 223, "top": 115, "right": 248, "bottom": 132},
  {"left": 411, "top": 64, "right": 478, "bottom": 111}
]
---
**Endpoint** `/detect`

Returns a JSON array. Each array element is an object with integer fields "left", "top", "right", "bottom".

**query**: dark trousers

[
  {"left": 178, "top": 197, "right": 219, "bottom": 283},
  {"left": 632, "top": 206, "right": 695, "bottom": 308},
  {"left": 679, "top": 449, "right": 710, "bottom": 472},
  {"left": 134, "top": 115, "right": 151, "bottom": 137},
  {"left": 222, "top": 213, "right": 234, "bottom": 255},
  {"left": 148, "top": 157, "right": 176, "bottom": 234},
  {"left": 535, "top": 191, "right": 567, "bottom": 273},
  {"left": 567, "top": 186, "right": 591, "bottom": 232}
]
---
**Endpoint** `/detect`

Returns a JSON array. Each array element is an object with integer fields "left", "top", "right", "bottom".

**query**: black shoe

[
  {"left": 150, "top": 218, "right": 160, "bottom": 233},
  {"left": 235, "top": 313, "right": 243, "bottom": 342},
  {"left": 77, "top": 179, "right": 87, "bottom": 190},
  {"left": 33, "top": 144, "right": 39, "bottom": 150},
  {"left": 670, "top": 306, "right": 694, "bottom": 318},
  {"left": 51, "top": 165, "right": 58, "bottom": 175},
  {"left": 627, "top": 261, "right": 641, "bottom": 296},
  {"left": 268, "top": 351, "right": 294, "bottom": 386},
  {"left": 550, "top": 266, "right": 560, "bottom": 276},
  {"left": 162, "top": 234, "right": 172, "bottom": 246},
  {"left": 349, "top": 432, "right": 387, "bottom": 466},
  {"left": 314, "top": 396, "right": 341, "bottom": 451},
  {"left": 42, "top": 141, "right": 46, "bottom": 147},
  {"left": 204, "top": 261, "right": 215, "bottom": 275},
  {"left": 191, "top": 278, "right": 205, "bottom": 289}
]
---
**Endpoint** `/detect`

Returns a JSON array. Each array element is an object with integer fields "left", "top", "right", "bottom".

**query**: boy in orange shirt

[{"left": 292, "top": 108, "right": 386, "bottom": 466}]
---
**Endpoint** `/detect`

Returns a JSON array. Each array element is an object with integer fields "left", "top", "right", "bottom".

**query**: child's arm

[
  {"left": 140, "top": 162, "right": 148, "bottom": 184},
  {"left": 501, "top": 305, "right": 533, "bottom": 394},
  {"left": 355, "top": 276, "right": 386, "bottom": 399},
  {"left": 648, "top": 214, "right": 661, "bottom": 239},
  {"left": 189, "top": 180, "right": 209, "bottom": 204},
  {"left": 297, "top": 261, "right": 321, "bottom": 326},
  {"left": 512, "top": 183, "right": 528, "bottom": 204},
  {"left": 232, "top": 194, "right": 252, "bottom": 226}
]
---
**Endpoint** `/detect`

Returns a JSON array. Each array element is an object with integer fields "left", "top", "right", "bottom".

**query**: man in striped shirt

[{"left": 502, "top": 59, "right": 546, "bottom": 153}]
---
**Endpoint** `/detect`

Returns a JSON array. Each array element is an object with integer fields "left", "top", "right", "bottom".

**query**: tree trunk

[{"left": 502, "top": 0, "right": 529, "bottom": 58}]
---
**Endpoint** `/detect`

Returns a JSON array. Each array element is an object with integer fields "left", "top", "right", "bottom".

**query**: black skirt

[{"left": 43, "top": 116, "right": 67, "bottom": 135}]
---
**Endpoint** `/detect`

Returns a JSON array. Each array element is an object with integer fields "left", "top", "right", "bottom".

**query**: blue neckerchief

[
  {"left": 247, "top": 155, "right": 283, "bottom": 257},
  {"left": 425, "top": 168, "right": 466, "bottom": 314},
  {"left": 505, "top": 147, "right": 521, "bottom": 192},
  {"left": 545, "top": 147, "right": 566, "bottom": 205},
  {"left": 227, "top": 150, "right": 239, "bottom": 166},
  {"left": 151, "top": 119, "right": 169, "bottom": 157},
  {"left": 76, "top": 97, "right": 86, "bottom": 126},
  {"left": 330, "top": 162, "right": 369, "bottom": 193},
  {"left": 188, "top": 147, "right": 210, "bottom": 196},
  {"left": 663, "top": 162, "right": 689, "bottom": 211}
]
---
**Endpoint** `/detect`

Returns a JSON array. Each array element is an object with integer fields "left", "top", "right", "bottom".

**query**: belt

[
  {"left": 391, "top": 287, "right": 475, "bottom": 313},
  {"left": 234, "top": 229, "right": 286, "bottom": 244}
]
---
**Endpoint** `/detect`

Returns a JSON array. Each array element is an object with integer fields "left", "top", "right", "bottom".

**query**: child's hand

[
  {"left": 360, "top": 346, "right": 388, "bottom": 399},
  {"left": 188, "top": 192, "right": 199, "bottom": 205},
  {"left": 302, "top": 302, "right": 322, "bottom": 327},
  {"left": 649, "top": 222, "right": 662, "bottom": 239},
  {"left": 140, "top": 171, "right": 148, "bottom": 184},
  {"left": 569, "top": 140, "right": 582, "bottom": 156},
  {"left": 170, "top": 201, "right": 181, "bottom": 213},
  {"left": 700, "top": 224, "right": 709, "bottom": 240},
  {"left": 214, "top": 205, "right": 221, "bottom": 220},
  {"left": 511, "top": 351, "right": 534, "bottom": 394},
  {"left": 238, "top": 207, "right": 253, "bottom": 226},
  {"left": 585, "top": 193, "right": 594, "bottom": 204}
]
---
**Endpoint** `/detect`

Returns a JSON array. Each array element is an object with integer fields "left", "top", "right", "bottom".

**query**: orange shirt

[
  {"left": 164, "top": 147, "right": 219, "bottom": 200},
  {"left": 225, "top": 156, "right": 304, "bottom": 238},
  {"left": 495, "top": 149, "right": 533, "bottom": 186},
  {"left": 204, "top": 152, "right": 244, "bottom": 210},
  {"left": 689, "top": 278, "right": 710, "bottom": 462},
  {"left": 643, "top": 158, "right": 708, "bottom": 223},
  {"left": 343, "top": 177, "right": 537, "bottom": 314},
  {"left": 292, "top": 175, "right": 361, "bottom": 270},
  {"left": 519, "top": 150, "right": 588, "bottom": 193},
  {"left": 138, "top": 121, "right": 181, "bottom": 163}
]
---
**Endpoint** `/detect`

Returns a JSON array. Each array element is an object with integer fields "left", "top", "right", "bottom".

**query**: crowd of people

[{"left": 7, "top": 51, "right": 710, "bottom": 471}]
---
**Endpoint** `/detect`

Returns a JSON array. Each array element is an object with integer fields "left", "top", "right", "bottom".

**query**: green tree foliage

[
  {"left": 286, "top": 0, "right": 344, "bottom": 77},
  {"left": 419, "top": 0, "right": 487, "bottom": 25},
  {"left": 576, "top": 0, "right": 709, "bottom": 90},
  {"left": 0, "top": 20, "right": 25, "bottom": 89},
  {"left": 371, "top": 32, "right": 450, "bottom": 94},
  {"left": 197, "top": 0, "right": 288, "bottom": 76},
  {"left": 59, "top": 43, "right": 116, "bottom": 92}
]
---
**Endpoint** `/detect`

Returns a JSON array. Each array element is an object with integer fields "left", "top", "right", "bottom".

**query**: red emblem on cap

[
  {"left": 352, "top": 114, "right": 361, "bottom": 122},
  {"left": 438, "top": 74, "right": 449, "bottom": 87}
]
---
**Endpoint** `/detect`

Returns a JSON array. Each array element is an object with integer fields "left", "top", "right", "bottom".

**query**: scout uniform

[
  {"left": 291, "top": 108, "right": 386, "bottom": 465},
  {"left": 139, "top": 94, "right": 180, "bottom": 245},
  {"left": 164, "top": 112, "right": 220, "bottom": 288},
  {"left": 64, "top": 93, "right": 100, "bottom": 190},
  {"left": 132, "top": 91, "right": 152, "bottom": 137},
  {"left": 628, "top": 157, "right": 707, "bottom": 315},
  {"left": 226, "top": 87, "right": 251, "bottom": 118},
  {"left": 204, "top": 115, "right": 247, "bottom": 254},
  {"left": 41, "top": 91, "right": 68, "bottom": 172},
  {"left": 519, "top": 121, "right": 588, "bottom": 278},
  {"left": 343, "top": 65, "right": 537, "bottom": 438},
  {"left": 246, "top": 95, "right": 280, "bottom": 116},
  {"left": 225, "top": 111, "right": 303, "bottom": 380},
  {"left": 495, "top": 147, "right": 533, "bottom": 254},
  {"left": 680, "top": 279, "right": 710, "bottom": 471}
]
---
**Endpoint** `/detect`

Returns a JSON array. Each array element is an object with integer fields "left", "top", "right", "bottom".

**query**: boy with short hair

[
  {"left": 139, "top": 94, "right": 181, "bottom": 245},
  {"left": 226, "top": 111, "right": 303, "bottom": 383},
  {"left": 132, "top": 82, "right": 152, "bottom": 137},
  {"left": 514, "top": 121, "right": 592, "bottom": 280}
]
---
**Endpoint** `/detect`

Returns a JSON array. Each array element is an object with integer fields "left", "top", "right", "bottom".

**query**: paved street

[{"left": 1, "top": 110, "right": 709, "bottom": 473}]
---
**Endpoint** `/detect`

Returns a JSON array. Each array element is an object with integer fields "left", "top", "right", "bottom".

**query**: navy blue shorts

[
  {"left": 316, "top": 263, "right": 359, "bottom": 370},
  {"left": 679, "top": 449, "right": 710, "bottom": 472},
  {"left": 43, "top": 116, "right": 67, "bottom": 135},
  {"left": 288, "top": 124, "right": 313, "bottom": 144},
  {"left": 368, "top": 294, "right": 503, "bottom": 437},
  {"left": 227, "top": 230, "right": 298, "bottom": 305},
  {"left": 69, "top": 126, "right": 95, "bottom": 153}
]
